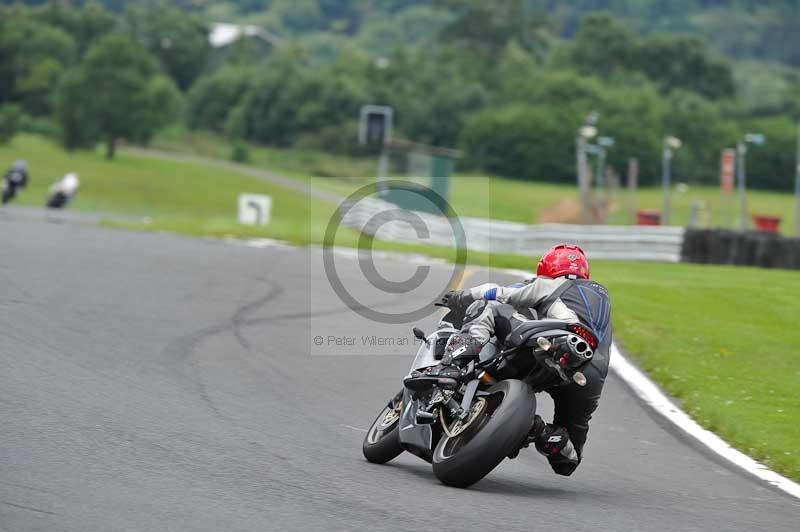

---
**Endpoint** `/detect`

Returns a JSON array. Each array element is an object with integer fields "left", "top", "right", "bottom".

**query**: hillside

[
  {"left": 2, "top": 0, "right": 798, "bottom": 192},
  {"left": 2, "top": 1, "right": 797, "bottom": 67}
]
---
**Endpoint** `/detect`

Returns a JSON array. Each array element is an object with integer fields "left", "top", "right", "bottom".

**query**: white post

[
  {"left": 795, "top": 121, "right": 800, "bottom": 237},
  {"left": 576, "top": 119, "right": 597, "bottom": 225},
  {"left": 662, "top": 145, "right": 672, "bottom": 225},
  {"left": 577, "top": 135, "right": 590, "bottom": 224},
  {"left": 737, "top": 140, "right": 748, "bottom": 231}
]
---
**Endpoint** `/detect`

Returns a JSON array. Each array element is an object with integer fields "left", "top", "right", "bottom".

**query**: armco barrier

[
  {"left": 682, "top": 229, "right": 800, "bottom": 269},
  {"left": 340, "top": 198, "right": 686, "bottom": 262}
]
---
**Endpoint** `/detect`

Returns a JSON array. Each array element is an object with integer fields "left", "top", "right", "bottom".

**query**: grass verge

[{"left": 149, "top": 128, "right": 797, "bottom": 234}]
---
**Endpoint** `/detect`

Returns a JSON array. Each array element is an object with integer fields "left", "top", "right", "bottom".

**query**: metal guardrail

[{"left": 340, "top": 198, "right": 686, "bottom": 262}]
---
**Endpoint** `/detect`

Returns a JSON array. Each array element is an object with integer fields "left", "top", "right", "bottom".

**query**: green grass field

[
  {"left": 150, "top": 129, "right": 798, "bottom": 234},
  {"left": 2, "top": 133, "right": 798, "bottom": 480},
  {"left": 0, "top": 134, "right": 348, "bottom": 245}
]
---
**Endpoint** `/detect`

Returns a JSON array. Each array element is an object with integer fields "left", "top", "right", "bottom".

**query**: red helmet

[{"left": 537, "top": 244, "right": 590, "bottom": 280}]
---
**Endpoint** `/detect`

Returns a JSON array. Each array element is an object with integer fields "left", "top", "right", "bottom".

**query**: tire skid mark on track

[
  {"left": 161, "top": 278, "right": 286, "bottom": 420},
  {"left": 0, "top": 501, "right": 57, "bottom": 516},
  {"left": 231, "top": 280, "right": 286, "bottom": 349},
  {"left": 0, "top": 481, "right": 61, "bottom": 497}
]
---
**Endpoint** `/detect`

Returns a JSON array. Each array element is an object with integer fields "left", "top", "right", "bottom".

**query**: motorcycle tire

[
  {"left": 432, "top": 379, "right": 536, "bottom": 488},
  {"left": 362, "top": 391, "right": 404, "bottom": 464}
]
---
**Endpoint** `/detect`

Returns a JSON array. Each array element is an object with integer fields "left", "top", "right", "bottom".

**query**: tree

[
  {"left": 220, "top": 46, "right": 369, "bottom": 147},
  {"left": 569, "top": 13, "right": 638, "bottom": 78},
  {"left": 366, "top": 46, "right": 489, "bottom": 147},
  {"left": 0, "top": 15, "right": 77, "bottom": 115},
  {"left": 461, "top": 104, "right": 577, "bottom": 183},
  {"left": 436, "top": 0, "right": 549, "bottom": 59},
  {"left": 243, "top": 64, "right": 367, "bottom": 146},
  {"left": 355, "top": 5, "right": 453, "bottom": 57},
  {"left": 124, "top": 1, "right": 210, "bottom": 90},
  {"left": 55, "top": 33, "right": 180, "bottom": 158},
  {"left": 664, "top": 90, "right": 737, "bottom": 184},
  {"left": 32, "top": 0, "right": 117, "bottom": 53},
  {"left": 462, "top": 68, "right": 668, "bottom": 185},
  {"left": 0, "top": 104, "right": 21, "bottom": 145},
  {"left": 186, "top": 66, "right": 255, "bottom": 132},
  {"left": 568, "top": 14, "right": 735, "bottom": 101},
  {"left": 638, "top": 35, "right": 735, "bottom": 100},
  {"left": 260, "top": 0, "right": 326, "bottom": 35},
  {"left": 739, "top": 116, "right": 797, "bottom": 191}
]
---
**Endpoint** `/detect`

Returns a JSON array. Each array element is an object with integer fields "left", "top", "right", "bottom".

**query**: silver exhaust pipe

[{"left": 567, "top": 334, "right": 593, "bottom": 361}]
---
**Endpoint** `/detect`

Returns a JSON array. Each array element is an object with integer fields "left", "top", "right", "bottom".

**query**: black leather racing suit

[{"left": 459, "top": 276, "right": 612, "bottom": 474}]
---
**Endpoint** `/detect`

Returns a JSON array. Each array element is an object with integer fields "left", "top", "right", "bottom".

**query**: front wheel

[
  {"left": 362, "top": 390, "right": 405, "bottom": 464},
  {"left": 432, "top": 379, "right": 536, "bottom": 488}
]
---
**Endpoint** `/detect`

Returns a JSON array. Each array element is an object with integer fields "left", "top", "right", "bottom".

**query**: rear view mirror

[{"left": 413, "top": 328, "right": 427, "bottom": 341}]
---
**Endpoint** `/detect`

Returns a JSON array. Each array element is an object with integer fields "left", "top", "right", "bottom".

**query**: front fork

[{"left": 415, "top": 376, "right": 481, "bottom": 425}]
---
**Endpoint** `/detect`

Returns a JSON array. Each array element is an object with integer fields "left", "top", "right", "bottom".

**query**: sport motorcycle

[{"left": 361, "top": 299, "right": 596, "bottom": 488}]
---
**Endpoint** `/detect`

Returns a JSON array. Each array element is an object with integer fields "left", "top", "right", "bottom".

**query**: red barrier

[
  {"left": 752, "top": 215, "right": 781, "bottom": 233},
  {"left": 636, "top": 210, "right": 662, "bottom": 226}
]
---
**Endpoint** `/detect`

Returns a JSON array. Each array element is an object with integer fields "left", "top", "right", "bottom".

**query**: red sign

[{"left": 721, "top": 149, "right": 735, "bottom": 194}]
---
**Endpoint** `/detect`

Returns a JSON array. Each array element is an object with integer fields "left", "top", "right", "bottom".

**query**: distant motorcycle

[
  {"left": 46, "top": 173, "right": 79, "bottom": 209},
  {"left": 362, "top": 300, "right": 595, "bottom": 488},
  {"left": 2, "top": 160, "right": 28, "bottom": 205}
]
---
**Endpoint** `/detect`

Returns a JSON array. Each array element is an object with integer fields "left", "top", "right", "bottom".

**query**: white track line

[{"left": 609, "top": 344, "right": 800, "bottom": 499}]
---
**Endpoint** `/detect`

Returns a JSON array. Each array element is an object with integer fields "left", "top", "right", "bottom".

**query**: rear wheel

[
  {"left": 362, "top": 391, "right": 405, "bottom": 464},
  {"left": 432, "top": 380, "right": 535, "bottom": 488}
]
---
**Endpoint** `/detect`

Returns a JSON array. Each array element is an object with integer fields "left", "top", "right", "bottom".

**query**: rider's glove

[
  {"left": 534, "top": 424, "right": 581, "bottom": 476},
  {"left": 438, "top": 290, "right": 473, "bottom": 310}
]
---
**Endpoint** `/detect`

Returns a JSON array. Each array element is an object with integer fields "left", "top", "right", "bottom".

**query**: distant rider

[
  {"left": 2, "top": 160, "right": 29, "bottom": 204},
  {"left": 440, "top": 244, "right": 612, "bottom": 476},
  {"left": 46, "top": 172, "right": 80, "bottom": 209}
]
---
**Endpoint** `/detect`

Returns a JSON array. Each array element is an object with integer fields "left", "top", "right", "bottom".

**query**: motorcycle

[
  {"left": 46, "top": 173, "right": 79, "bottom": 209},
  {"left": 362, "top": 300, "right": 596, "bottom": 488}
]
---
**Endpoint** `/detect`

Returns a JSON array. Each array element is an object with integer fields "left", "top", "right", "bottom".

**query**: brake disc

[{"left": 440, "top": 398, "right": 487, "bottom": 438}]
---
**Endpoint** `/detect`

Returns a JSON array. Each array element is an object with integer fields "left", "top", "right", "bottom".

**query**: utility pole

[
  {"left": 576, "top": 112, "right": 598, "bottom": 224},
  {"left": 593, "top": 136, "right": 614, "bottom": 224},
  {"left": 595, "top": 136, "right": 615, "bottom": 192},
  {"left": 595, "top": 145, "right": 606, "bottom": 192},
  {"left": 795, "top": 121, "right": 800, "bottom": 237},
  {"left": 661, "top": 136, "right": 681, "bottom": 225},
  {"left": 737, "top": 133, "right": 765, "bottom": 231},
  {"left": 737, "top": 140, "right": 747, "bottom": 231}
]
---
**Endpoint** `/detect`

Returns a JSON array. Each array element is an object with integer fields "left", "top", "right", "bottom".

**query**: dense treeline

[
  {"left": 0, "top": 0, "right": 798, "bottom": 189},
  {"left": 8, "top": 0, "right": 795, "bottom": 67}
]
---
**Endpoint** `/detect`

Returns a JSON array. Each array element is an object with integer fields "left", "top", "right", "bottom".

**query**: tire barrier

[{"left": 682, "top": 229, "right": 800, "bottom": 270}]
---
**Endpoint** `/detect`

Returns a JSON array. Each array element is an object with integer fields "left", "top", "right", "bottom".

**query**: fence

[{"left": 340, "top": 198, "right": 686, "bottom": 262}]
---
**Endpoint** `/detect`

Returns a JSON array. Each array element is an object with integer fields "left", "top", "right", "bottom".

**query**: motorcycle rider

[
  {"left": 2, "top": 160, "right": 29, "bottom": 204},
  {"left": 439, "top": 244, "right": 611, "bottom": 477},
  {"left": 46, "top": 172, "right": 80, "bottom": 209}
]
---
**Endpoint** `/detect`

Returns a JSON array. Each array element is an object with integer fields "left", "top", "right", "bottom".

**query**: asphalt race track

[{"left": 1, "top": 214, "right": 797, "bottom": 531}]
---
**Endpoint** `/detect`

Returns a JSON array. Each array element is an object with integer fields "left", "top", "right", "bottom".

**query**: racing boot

[{"left": 534, "top": 423, "right": 581, "bottom": 476}]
